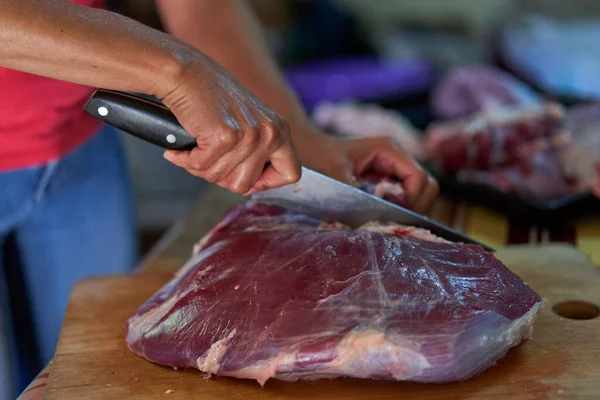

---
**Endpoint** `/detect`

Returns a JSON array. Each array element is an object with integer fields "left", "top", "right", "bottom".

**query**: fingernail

[{"left": 243, "top": 188, "right": 257, "bottom": 196}]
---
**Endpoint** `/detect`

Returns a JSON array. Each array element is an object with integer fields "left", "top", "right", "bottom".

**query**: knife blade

[{"left": 252, "top": 167, "right": 494, "bottom": 251}]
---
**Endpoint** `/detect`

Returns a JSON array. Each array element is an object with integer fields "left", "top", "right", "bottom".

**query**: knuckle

[
  {"left": 187, "top": 149, "right": 208, "bottom": 171},
  {"left": 261, "top": 122, "right": 281, "bottom": 145},
  {"left": 286, "top": 168, "right": 301, "bottom": 184},
  {"left": 230, "top": 181, "right": 251, "bottom": 195},
  {"left": 186, "top": 169, "right": 203, "bottom": 179},
  {"left": 204, "top": 169, "right": 223, "bottom": 183},
  {"left": 215, "top": 127, "right": 238, "bottom": 148},
  {"left": 191, "top": 160, "right": 205, "bottom": 170},
  {"left": 244, "top": 126, "right": 260, "bottom": 147}
]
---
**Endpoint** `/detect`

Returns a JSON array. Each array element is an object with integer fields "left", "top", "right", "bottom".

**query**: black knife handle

[{"left": 83, "top": 89, "right": 197, "bottom": 151}]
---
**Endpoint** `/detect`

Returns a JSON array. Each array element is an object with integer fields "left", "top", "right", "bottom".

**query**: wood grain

[{"left": 47, "top": 244, "right": 600, "bottom": 400}]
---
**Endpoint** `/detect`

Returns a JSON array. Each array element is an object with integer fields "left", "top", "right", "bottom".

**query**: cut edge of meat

[
  {"left": 191, "top": 301, "right": 543, "bottom": 387},
  {"left": 358, "top": 222, "right": 451, "bottom": 243},
  {"left": 191, "top": 201, "right": 452, "bottom": 253}
]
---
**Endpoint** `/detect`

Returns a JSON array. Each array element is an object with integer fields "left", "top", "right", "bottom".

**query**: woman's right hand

[{"left": 157, "top": 52, "right": 301, "bottom": 195}]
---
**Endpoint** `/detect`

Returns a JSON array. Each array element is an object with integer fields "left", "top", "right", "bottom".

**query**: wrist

[
  {"left": 289, "top": 123, "right": 336, "bottom": 156},
  {"left": 143, "top": 39, "right": 200, "bottom": 101}
]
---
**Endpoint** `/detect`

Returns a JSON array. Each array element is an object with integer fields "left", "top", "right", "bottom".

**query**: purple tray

[{"left": 284, "top": 58, "right": 437, "bottom": 110}]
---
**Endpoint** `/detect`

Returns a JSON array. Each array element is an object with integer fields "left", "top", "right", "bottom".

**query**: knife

[
  {"left": 83, "top": 89, "right": 492, "bottom": 251},
  {"left": 83, "top": 89, "right": 197, "bottom": 150},
  {"left": 252, "top": 166, "right": 494, "bottom": 251}
]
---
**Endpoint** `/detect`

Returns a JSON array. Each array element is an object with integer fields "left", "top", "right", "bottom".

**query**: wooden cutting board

[{"left": 46, "top": 244, "right": 600, "bottom": 400}]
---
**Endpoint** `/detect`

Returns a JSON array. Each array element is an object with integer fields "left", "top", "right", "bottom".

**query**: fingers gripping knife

[{"left": 83, "top": 89, "right": 493, "bottom": 251}]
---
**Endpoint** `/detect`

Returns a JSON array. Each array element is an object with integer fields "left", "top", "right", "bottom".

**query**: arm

[
  {"left": 0, "top": 0, "right": 181, "bottom": 98},
  {"left": 0, "top": 0, "right": 300, "bottom": 194},
  {"left": 156, "top": 0, "right": 439, "bottom": 211}
]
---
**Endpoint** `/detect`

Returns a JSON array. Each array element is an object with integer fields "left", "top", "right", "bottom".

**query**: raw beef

[
  {"left": 430, "top": 65, "right": 540, "bottom": 120},
  {"left": 561, "top": 103, "right": 600, "bottom": 189},
  {"left": 456, "top": 148, "right": 576, "bottom": 201},
  {"left": 424, "top": 102, "right": 579, "bottom": 200},
  {"left": 359, "top": 170, "right": 407, "bottom": 206},
  {"left": 126, "top": 202, "right": 542, "bottom": 386},
  {"left": 425, "top": 102, "right": 565, "bottom": 173}
]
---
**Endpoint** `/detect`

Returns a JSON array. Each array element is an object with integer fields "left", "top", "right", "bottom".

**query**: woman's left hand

[{"left": 294, "top": 130, "right": 439, "bottom": 214}]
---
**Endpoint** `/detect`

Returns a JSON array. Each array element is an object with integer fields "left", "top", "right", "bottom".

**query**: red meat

[
  {"left": 359, "top": 171, "right": 407, "bottom": 206},
  {"left": 457, "top": 148, "right": 577, "bottom": 200},
  {"left": 126, "top": 202, "right": 542, "bottom": 386},
  {"left": 430, "top": 66, "right": 523, "bottom": 120},
  {"left": 424, "top": 103, "right": 578, "bottom": 199},
  {"left": 425, "top": 103, "right": 565, "bottom": 173}
]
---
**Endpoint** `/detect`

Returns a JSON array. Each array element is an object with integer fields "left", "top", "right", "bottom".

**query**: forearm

[
  {"left": 0, "top": 0, "right": 192, "bottom": 98},
  {"left": 156, "top": 0, "right": 317, "bottom": 137}
]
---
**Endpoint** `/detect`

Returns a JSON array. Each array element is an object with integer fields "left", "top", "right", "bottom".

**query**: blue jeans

[{"left": 0, "top": 124, "right": 139, "bottom": 398}]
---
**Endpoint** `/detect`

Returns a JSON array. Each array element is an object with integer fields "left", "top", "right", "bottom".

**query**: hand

[
  {"left": 159, "top": 54, "right": 301, "bottom": 195},
  {"left": 295, "top": 130, "right": 439, "bottom": 213}
]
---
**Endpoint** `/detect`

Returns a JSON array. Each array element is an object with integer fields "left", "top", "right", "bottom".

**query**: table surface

[{"left": 19, "top": 184, "right": 600, "bottom": 399}]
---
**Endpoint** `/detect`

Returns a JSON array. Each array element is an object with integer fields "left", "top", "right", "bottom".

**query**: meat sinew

[{"left": 126, "top": 202, "right": 543, "bottom": 386}]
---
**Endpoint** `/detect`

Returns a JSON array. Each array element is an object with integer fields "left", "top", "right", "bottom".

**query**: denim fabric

[{"left": 0, "top": 124, "right": 139, "bottom": 399}]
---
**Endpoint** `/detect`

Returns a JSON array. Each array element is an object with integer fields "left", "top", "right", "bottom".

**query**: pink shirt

[{"left": 0, "top": 0, "right": 107, "bottom": 171}]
